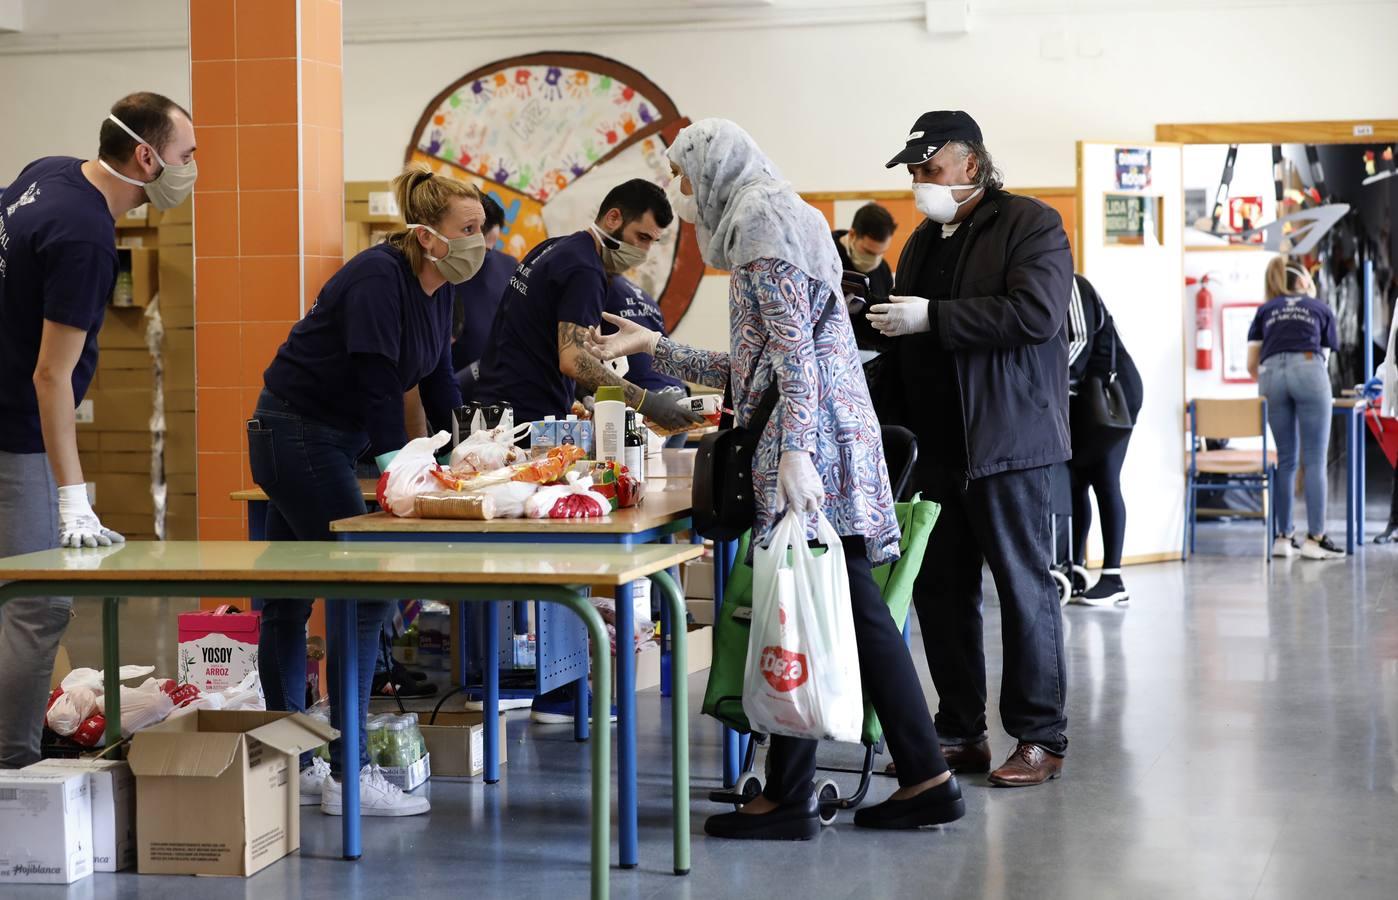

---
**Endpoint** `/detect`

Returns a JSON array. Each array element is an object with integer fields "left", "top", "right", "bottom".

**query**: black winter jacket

[{"left": 880, "top": 188, "right": 1074, "bottom": 480}]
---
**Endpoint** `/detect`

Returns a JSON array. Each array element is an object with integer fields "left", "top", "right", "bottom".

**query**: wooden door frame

[{"left": 1155, "top": 120, "right": 1398, "bottom": 145}]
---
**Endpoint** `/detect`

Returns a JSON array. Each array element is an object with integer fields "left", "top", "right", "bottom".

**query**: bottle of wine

[{"left": 624, "top": 408, "right": 645, "bottom": 482}]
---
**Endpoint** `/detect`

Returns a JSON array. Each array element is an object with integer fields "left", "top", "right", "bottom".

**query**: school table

[{"left": 0, "top": 540, "right": 701, "bottom": 900}]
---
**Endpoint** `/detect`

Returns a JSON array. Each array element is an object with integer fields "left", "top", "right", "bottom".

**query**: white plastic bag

[
  {"left": 478, "top": 480, "right": 539, "bottom": 518},
  {"left": 742, "top": 510, "right": 863, "bottom": 743},
  {"left": 448, "top": 421, "right": 530, "bottom": 473},
  {"left": 380, "top": 431, "right": 452, "bottom": 517},
  {"left": 119, "top": 680, "right": 175, "bottom": 735}
]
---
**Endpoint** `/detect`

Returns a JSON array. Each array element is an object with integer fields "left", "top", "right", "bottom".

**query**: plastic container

[
  {"left": 366, "top": 717, "right": 388, "bottom": 763},
  {"left": 594, "top": 386, "right": 626, "bottom": 467}
]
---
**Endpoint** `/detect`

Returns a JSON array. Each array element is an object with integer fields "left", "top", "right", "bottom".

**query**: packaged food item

[
  {"left": 459, "top": 467, "right": 516, "bottom": 492},
  {"left": 529, "top": 417, "right": 558, "bottom": 451},
  {"left": 624, "top": 408, "right": 645, "bottom": 481},
  {"left": 523, "top": 472, "right": 612, "bottom": 519},
  {"left": 642, "top": 391, "right": 722, "bottom": 436},
  {"left": 477, "top": 481, "right": 538, "bottom": 518},
  {"left": 377, "top": 432, "right": 453, "bottom": 516},
  {"left": 413, "top": 492, "right": 496, "bottom": 520},
  {"left": 448, "top": 422, "right": 529, "bottom": 474},
  {"left": 512, "top": 445, "right": 587, "bottom": 485}
]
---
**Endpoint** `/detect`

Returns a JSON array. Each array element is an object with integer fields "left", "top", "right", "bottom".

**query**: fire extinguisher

[{"left": 1187, "top": 275, "right": 1214, "bottom": 370}]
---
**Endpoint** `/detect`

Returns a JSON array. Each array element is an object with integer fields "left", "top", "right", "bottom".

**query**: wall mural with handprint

[{"left": 405, "top": 52, "right": 705, "bottom": 331}]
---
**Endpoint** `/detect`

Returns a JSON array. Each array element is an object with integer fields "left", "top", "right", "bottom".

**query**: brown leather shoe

[
  {"left": 987, "top": 743, "right": 1063, "bottom": 787},
  {"left": 883, "top": 739, "right": 992, "bottom": 777}
]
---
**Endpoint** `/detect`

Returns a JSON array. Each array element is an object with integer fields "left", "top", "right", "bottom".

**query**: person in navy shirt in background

[
  {"left": 0, "top": 92, "right": 196, "bottom": 768},
  {"left": 473, "top": 179, "right": 704, "bottom": 432},
  {"left": 452, "top": 194, "right": 517, "bottom": 401},
  {"left": 603, "top": 274, "right": 690, "bottom": 447},
  {"left": 1246, "top": 256, "right": 1343, "bottom": 560},
  {"left": 249, "top": 166, "right": 485, "bottom": 816}
]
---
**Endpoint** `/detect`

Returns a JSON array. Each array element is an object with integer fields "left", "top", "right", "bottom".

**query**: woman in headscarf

[{"left": 587, "top": 119, "right": 962, "bottom": 840}]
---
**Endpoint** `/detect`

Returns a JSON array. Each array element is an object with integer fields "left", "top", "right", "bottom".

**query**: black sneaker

[
  {"left": 1073, "top": 572, "right": 1128, "bottom": 607},
  {"left": 1070, "top": 567, "right": 1089, "bottom": 599}
]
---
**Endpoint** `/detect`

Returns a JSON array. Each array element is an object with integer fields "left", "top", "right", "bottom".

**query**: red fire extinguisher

[{"left": 1188, "top": 275, "right": 1214, "bottom": 370}]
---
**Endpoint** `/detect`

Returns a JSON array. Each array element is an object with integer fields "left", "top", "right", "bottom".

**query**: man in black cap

[{"left": 866, "top": 110, "right": 1073, "bottom": 787}]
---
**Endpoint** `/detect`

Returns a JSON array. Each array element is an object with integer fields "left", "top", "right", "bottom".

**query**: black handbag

[
  {"left": 692, "top": 291, "right": 839, "bottom": 540},
  {"left": 1078, "top": 329, "right": 1134, "bottom": 431}
]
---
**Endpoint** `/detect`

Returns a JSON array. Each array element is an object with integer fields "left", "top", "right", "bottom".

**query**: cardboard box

[
  {"left": 113, "top": 246, "right": 158, "bottom": 309},
  {"left": 158, "top": 198, "right": 192, "bottom": 226},
  {"left": 177, "top": 611, "right": 261, "bottom": 693},
  {"left": 92, "top": 474, "right": 155, "bottom": 515},
  {"left": 98, "top": 368, "right": 155, "bottom": 391},
  {"left": 166, "top": 472, "right": 196, "bottom": 497},
  {"left": 420, "top": 713, "right": 508, "bottom": 778},
  {"left": 378, "top": 753, "right": 430, "bottom": 792},
  {"left": 683, "top": 559, "right": 714, "bottom": 600},
  {"left": 91, "top": 451, "right": 150, "bottom": 476},
  {"left": 76, "top": 431, "right": 100, "bottom": 455},
  {"left": 24, "top": 760, "right": 135, "bottom": 873},
  {"left": 99, "top": 347, "right": 153, "bottom": 370},
  {"left": 83, "top": 389, "right": 154, "bottom": 431},
  {"left": 127, "top": 710, "right": 336, "bottom": 877},
  {"left": 0, "top": 771, "right": 93, "bottom": 884},
  {"left": 611, "top": 625, "right": 713, "bottom": 699},
  {"left": 166, "top": 389, "right": 196, "bottom": 414},
  {"left": 687, "top": 599, "right": 714, "bottom": 626},
  {"left": 98, "top": 307, "right": 150, "bottom": 351},
  {"left": 155, "top": 223, "right": 192, "bottom": 246},
  {"left": 101, "top": 432, "right": 152, "bottom": 454},
  {"left": 162, "top": 327, "right": 195, "bottom": 389}
]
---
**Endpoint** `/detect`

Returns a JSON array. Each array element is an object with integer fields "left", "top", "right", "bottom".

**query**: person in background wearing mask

[
  {"left": 602, "top": 274, "right": 689, "bottom": 447},
  {"left": 1246, "top": 257, "right": 1343, "bottom": 559},
  {"left": 0, "top": 92, "right": 195, "bottom": 768},
  {"left": 473, "top": 179, "right": 703, "bottom": 722},
  {"left": 453, "top": 194, "right": 517, "bottom": 402},
  {"left": 834, "top": 202, "right": 897, "bottom": 303},
  {"left": 867, "top": 110, "right": 1073, "bottom": 787},
  {"left": 248, "top": 166, "right": 484, "bottom": 816}
]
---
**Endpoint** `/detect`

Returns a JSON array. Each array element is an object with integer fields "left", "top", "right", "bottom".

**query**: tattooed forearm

[{"left": 558, "top": 322, "right": 645, "bottom": 407}]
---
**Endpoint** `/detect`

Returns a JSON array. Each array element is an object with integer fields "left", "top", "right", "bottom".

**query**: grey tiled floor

[{"left": 43, "top": 518, "right": 1398, "bottom": 899}]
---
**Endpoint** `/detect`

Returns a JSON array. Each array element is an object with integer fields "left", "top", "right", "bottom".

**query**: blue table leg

[
  {"left": 332, "top": 599, "right": 361, "bottom": 860},
  {"left": 1346, "top": 410, "right": 1356, "bottom": 555},
  {"left": 1356, "top": 409, "right": 1366, "bottom": 548},
  {"left": 484, "top": 601, "right": 500, "bottom": 784},
  {"left": 248, "top": 499, "right": 267, "bottom": 541},
  {"left": 616, "top": 580, "right": 638, "bottom": 869},
  {"left": 713, "top": 539, "right": 740, "bottom": 788},
  {"left": 574, "top": 673, "right": 589, "bottom": 742},
  {"left": 659, "top": 586, "right": 673, "bottom": 700}
]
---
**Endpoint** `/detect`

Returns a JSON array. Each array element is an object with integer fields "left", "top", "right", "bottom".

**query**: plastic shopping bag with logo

[{"left": 742, "top": 510, "right": 863, "bottom": 743}]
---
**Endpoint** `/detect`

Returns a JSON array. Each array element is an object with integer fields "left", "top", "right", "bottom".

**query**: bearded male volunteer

[
  {"left": 867, "top": 110, "right": 1073, "bottom": 787},
  {"left": 0, "top": 91, "right": 196, "bottom": 767}
]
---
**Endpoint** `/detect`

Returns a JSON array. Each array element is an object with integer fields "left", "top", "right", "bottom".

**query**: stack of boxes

[{"left": 79, "top": 200, "right": 197, "bottom": 541}]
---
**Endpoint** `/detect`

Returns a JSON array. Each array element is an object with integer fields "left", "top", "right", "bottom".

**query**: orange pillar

[{"left": 189, "top": 0, "right": 344, "bottom": 541}]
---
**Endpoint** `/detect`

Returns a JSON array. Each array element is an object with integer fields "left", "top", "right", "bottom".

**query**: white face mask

[
  {"left": 408, "top": 224, "right": 486, "bottom": 285},
  {"left": 98, "top": 113, "right": 197, "bottom": 210},
  {"left": 590, "top": 224, "right": 650, "bottom": 275},
  {"left": 665, "top": 175, "right": 698, "bottom": 224},
  {"left": 913, "top": 181, "right": 983, "bottom": 224}
]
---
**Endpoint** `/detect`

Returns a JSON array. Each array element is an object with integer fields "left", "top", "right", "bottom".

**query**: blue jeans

[
  {"left": 247, "top": 389, "right": 392, "bottom": 774},
  {"left": 1258, "top": 352, "right": 1333, "bottom": 538}
]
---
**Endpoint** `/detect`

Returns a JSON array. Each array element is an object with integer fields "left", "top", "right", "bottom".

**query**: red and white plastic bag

[
  {"left": 377, "top": 431, "right": 453, "bottom": 517},
  {"left": 742, "top": 510, "right": 863, "bottom": 743}
]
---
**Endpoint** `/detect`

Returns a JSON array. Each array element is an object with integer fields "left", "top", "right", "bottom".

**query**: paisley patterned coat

[{"left": 655, "top": 257, "right": 900, "bottom": 564}]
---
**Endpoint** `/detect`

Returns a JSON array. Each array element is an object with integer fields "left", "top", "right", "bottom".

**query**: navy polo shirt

[
  {"left": 262, "top": 242, "right": 461, "bottom": 455},
  {"left": 473, "top": 232, "right": 607, "bottom": 424},
  {"left": 0, "top": 156, "right": 117, "bottom": 453},
  {"left": 1247, "top": 294, "right": 1339, "bottom": 362}
]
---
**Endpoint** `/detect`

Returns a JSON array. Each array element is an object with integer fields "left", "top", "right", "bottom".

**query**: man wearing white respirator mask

[
  {"left": 865, "top": 110, "right": 1075, "bottom": 788},
  {"left": 0, "top": 91, "right": 195, "bottom": 767}
]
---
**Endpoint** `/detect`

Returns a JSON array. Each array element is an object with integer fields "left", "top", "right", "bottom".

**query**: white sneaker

[
  {"left": 299, "top": 756, "right": 332, "bottom": 806},
  {"left": 464, "top": 697, "right": 533, "bottom": 712},
  {"left": 321, "top": 764, "right": 430, "bottom": 817},
  {"left": 1300, "top": 535, "right": 1345, "bottom": 560},
  {"left": 1272, "top": 535, "right": 1298, "bottom": 558}
]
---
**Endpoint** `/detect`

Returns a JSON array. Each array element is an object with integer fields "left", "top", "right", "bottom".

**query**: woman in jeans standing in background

[{"left": 1246, "top": 256, "right": 1344, "bottom": 559}]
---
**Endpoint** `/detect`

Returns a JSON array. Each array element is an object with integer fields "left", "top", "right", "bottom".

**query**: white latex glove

[
  {"left": 866, "top": 295, "right": 931, "bottom": 337},
  {"left": 585, "top": 312, "right": 661, "bottom": 361},
  {"left": 58, "top": 484, "right": 125, "bottom": 549},
  {"left": 775, "top": 451, "right": 824, "bottom": 515}
]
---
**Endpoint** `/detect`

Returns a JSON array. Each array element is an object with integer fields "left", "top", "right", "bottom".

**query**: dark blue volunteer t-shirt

[
  {"left": 603, "top": 275, "right": 683, "bottom": 393},
  {"left": 0, "top": 157, "right": 117, "bottom": 454},
  {"left": 1247, "top": 294, "right": 1339, "bottom": 362},
  {"left": 473, "top": 232, "right": 607, "bottom": 424},
  {"left": 451, "top": 247, "right": 517, "bottom": 373},
  {"left": 263, "top": 242, "right": 461, "bottom": 456}
]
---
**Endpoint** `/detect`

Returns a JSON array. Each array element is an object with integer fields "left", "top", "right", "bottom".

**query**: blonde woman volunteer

[
  {"left": 248, "top": 167, "right": 485, "bottom": 815},
  {"left": 1246, "top": 257, "right": 1343, "bottom": 559}
]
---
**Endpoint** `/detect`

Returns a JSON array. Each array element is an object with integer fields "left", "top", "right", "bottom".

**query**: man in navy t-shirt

[
  {"left": 602, "top": 275, "right": 685, "bottom": 394},
  {"left": 473, "top": 179, "right": 704, "bottom": 432},
  {"left": 0, "top": 91, "right": 196, "bottom": 767},
  {"left": 452, "top": 195, "right": 517, "bottom": 402}
]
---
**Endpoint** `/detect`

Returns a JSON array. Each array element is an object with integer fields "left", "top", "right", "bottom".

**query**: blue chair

[{"left": 1184, "top": 398, "right": 1278, "bottom": 561}]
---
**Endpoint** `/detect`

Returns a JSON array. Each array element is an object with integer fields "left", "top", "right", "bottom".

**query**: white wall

[{"left": 2, "top": 1, "right": 1396, "bottom": 190}]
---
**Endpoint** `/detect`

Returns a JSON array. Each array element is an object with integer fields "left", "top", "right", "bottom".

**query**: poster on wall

[
  {"left": 1114, "top": 147, "right": 1152, "bottom": 190},
  {"left": 1220, "top": 303, "right": 1261, "bottom": 383},
  {"left": 1103, "top": 194, "right": 1162, "bottom": 246},
  {"left": 404, "top": 52, "right": 705, "bottom": 331}
]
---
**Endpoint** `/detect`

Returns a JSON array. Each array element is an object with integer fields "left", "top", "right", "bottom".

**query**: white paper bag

[{"left": 742, "top": 511, "right": 863, "bottom": 743}]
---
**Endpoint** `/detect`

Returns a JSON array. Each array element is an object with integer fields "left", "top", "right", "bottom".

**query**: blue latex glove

[
  {"left": 1363, "top": 376, "right": 1383, "bottom": 401},
  {"left": 375, "top": 450, "right": 398, "bottom": 473}
]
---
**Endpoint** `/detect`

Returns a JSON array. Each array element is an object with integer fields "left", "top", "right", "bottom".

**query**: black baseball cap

[{"left": 885, "top": 110, "right": 983, "bottom": 169}]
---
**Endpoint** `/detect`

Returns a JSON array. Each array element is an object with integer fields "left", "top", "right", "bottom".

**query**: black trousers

[
  {"left": 911, "top": 464, "right": 1069, "bottom": 754},
  {"left": 1070, "top": 431, "right": 1132, "bottom": 570},
  {"left": 764, "top": 536, "right": 948, "bottom": 804}
]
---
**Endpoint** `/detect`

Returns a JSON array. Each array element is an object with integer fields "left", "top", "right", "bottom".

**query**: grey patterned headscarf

[{"left": 667, "top": 118, "right": 843, "bottom": 291}]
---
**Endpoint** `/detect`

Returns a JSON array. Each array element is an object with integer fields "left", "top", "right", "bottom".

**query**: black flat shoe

[
  {"left": 704, "top": 790, "right": 819, "bottom": 841},
  {"left": 853, "top": 775, "right": 965, "bottom": 830}
]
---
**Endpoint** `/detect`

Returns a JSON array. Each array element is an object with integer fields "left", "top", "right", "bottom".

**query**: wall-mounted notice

[
  {"left": 1103, "top": 194, "right": 1162, "bottom": 246},
  {"left": 1115, "top": 147, "right": 1152, "bottom": 190}
]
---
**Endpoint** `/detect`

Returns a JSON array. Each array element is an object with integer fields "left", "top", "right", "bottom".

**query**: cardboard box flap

[
  {"left": 126, "top": 731, "right": 242, "bottom": 778},
  {"left": 246, "top": 712, "right": 338, "bottom": 756}
]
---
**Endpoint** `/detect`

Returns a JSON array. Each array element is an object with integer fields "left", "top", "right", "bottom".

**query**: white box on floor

[
  {"left": 23, "top": 759, "right": 135, "bottom": 872},
  {"left": 378, "top": 753, "right": 430, "bottom": 792},
  {"left": 0, "top": 771, "right": 94, "bottom": 884}
]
